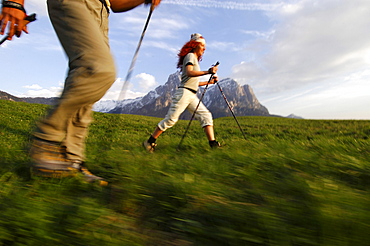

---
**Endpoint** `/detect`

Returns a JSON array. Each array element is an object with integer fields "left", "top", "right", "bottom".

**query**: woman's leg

[
  {"left": 156, "top": 89, "right": 195, "bottom": 133},
  {"left": 187, "top": 98, "right": 220, "bottom": 147},
  {"left": 144, "top": 89, "right": 194, "bottom": 151},
  {"left": 203, "top": 125, "right": 215, "bottom": 141}
]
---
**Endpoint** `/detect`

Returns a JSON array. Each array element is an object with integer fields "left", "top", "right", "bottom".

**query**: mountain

[
  {"left": 286, "top": 114, "right": 304, "bottom": 119},
  {"left": 0, "top": 91, "right": 57, "bottom": 105},
  {"left": 108, "top": 72, "right": 270, "bottom": 118},
  {"left": 0, "top": 91, "right": 22, "bottom": 102},
  {"left": 1, "top": 73, "right": 273, "bottom": 119},
  {"left": 201, "top": 78, "right": 270, "bottom": 118},
  {"left": 109, "top": 72, "right": 180, "bottom": 117}
]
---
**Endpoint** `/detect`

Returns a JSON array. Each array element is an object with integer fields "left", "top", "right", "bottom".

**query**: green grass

[{"left": 1, "top": 99, "right": 370, "bottom": 245}]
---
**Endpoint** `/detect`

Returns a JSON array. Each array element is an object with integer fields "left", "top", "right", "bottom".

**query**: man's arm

[
  {"left": 110, "top": 0, "right": 161, "bottom": 13},
  {"left": 0, "top": 0, "right": 27, "bottom": 40}
]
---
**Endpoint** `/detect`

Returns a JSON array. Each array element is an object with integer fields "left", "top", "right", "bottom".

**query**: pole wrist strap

[
  {"left": 144, "top": 0, "right": 152, "bottom": 5},
  {"left": 2, "top": 0, "right": 26, "bottom": 13}
]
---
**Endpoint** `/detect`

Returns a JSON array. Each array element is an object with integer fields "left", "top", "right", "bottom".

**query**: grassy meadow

[{"left": 1, "top": 99, "right": 370, "bottom": 245}]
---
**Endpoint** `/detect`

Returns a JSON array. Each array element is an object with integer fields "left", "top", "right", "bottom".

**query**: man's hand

[
  {"left": 145, "top": 0, "right": 161, "bottom": 11},
  {"left": 150, "top": 0, "right": 161, "bottom": 9},
  {"left": 1, "top": 1, "right": 27, "bottom": 40}
]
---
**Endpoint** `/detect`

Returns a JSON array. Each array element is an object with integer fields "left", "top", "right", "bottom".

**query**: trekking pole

[
  {"left": 118, "top": 6, "right": 154, "bottom": 105},
  {"left": 0, "top": 13, "right": 37, "bottom": 46},
  {"left": 177, "top": 61, "right": 219, "bottom": 150},
  {"left": 215, "top": 82, "right": 248, "bottom": 140}
]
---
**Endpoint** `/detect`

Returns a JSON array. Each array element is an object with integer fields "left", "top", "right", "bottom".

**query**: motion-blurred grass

[{"left": 1, "top": 100, "right": 370, "bottom": 245}]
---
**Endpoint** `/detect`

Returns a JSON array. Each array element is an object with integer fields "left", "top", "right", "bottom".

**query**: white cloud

[
  {"left": 100, "top": 77, "right": 151, "bottom": 101},
  {"left": 16, "top": 78, "right": 151, "bottom": 101},
  {"left": 162, "top": 0, "right": 282, "bottom": 11},
  {"left": 102, "top": 87, "right": 145, "bottom": 101},
  {"left": 260, "top": 68, "right": 370, "bottom": 119},
  {"left": 111, "top": 10, "right": 190, "bottom": 39},
  {"left": 109, "top": 9, "right": 192, "bottom": 60},
  {"left": 208, "top": 41, "right": 241, "bottom": 52},
  {"left": 100, "top": 74, "right": 158, "bottom": 101},
  {"left": 23, "top": 84, "right": 43, "bottom": 90},
  {"left": 231, "top": 0, "right": 370, "bottom": 95},
  {"left": 241, "top": 30, "right": 275, "bottom": 40},
  {"left": 142, "top": 40, "right": 178, "bottom": 54},
  {"left": 135, "top": 73, "right": 157, "bottom": 91},
  {"left": 279, "top": 2, "right": 303, "bottom": 15},
  {"left": 27, "top": 0, "right": 48, "bottom": 16},
  {"left": 18, "top": 83, "right": 63, "bottom": 98},
  {"left": 149, "top": 17, "right": 189, "bottom": 39}
]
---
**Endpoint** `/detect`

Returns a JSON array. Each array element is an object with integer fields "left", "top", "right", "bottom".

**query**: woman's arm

[
  {"left": 110, "top": 0, "right": 161, "bottom": 13},
  {"left": 199, "top": 76, "right": 218, "bottom": 86},
  {"left": 185, "top": 64, "right": 218, "bottom": 86},
  {"left": 185, "top": 64, "right": 217, "bottom": 77}
]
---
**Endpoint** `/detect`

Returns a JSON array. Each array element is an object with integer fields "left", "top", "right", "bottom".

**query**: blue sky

[{"left": 1, "top": 0, "right": 370, "bottom": 119}]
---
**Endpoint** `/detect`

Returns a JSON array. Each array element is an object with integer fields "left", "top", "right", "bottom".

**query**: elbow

[
  {"left": 186, "top": 71, "right": 196, "bottom": 77},
  {"left": 109, "top": 0, "right": 143, "bottom": 13}
]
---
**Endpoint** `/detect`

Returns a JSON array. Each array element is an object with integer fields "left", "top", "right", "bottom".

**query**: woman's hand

[
  {"left": 199, "top": 76, "right": 218, "bottom": 86},
  {"left": 208, "top": 66, "right": 218, "bottom": 75},
  {"left": 211, "top": 76, "right": 218, "bottom": 84}
]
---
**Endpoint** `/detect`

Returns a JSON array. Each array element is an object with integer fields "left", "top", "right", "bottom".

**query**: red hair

[{"left": 177, "top": 40, "right": 203, "bottom": 69}]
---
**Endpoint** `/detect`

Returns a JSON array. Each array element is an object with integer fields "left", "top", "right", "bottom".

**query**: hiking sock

[
  {"left": 209, "top": 140, "right": 220, "bottom": 148},
  {"left": 148, "top": 135, "right": 157, "bottom": 144}
]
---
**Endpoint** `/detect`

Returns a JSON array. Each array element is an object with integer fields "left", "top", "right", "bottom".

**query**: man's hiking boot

[
  {"left": 143, "top": 140, "right": 157, "bottom": 153},
  {"left": 71, "top": 160, "right": 108, "bottom": 186},
  {"left": 30, "top": 138, "right": 108, "bottom": 186},
  {"left": 30, "top": 138, "right": 79, "bottom": 177},
  {"left": 209, "top": 140, "right": 221, "bottom": 148}
]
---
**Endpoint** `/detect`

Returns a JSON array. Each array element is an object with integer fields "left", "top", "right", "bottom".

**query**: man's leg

[
  {"left": 34, "top": 0, "right": 115, "bottom": 144},
  {"left": 63, "top": 104, "right": 93, "bottom": 161},
  {"left": 31, "top": 0, "right": 115, "bottom": 181}
]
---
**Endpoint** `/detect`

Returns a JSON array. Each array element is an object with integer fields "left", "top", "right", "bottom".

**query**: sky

[{"left": 1, "top": 0, "right": 370, "bottom": 119}]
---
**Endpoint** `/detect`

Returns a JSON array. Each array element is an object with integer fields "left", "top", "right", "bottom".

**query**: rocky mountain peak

[
  {"left": 109, "top": 72, "right": 270, "bottom": 118},
  {"left": 0, "top": 72, "right": 272, "bottom": 119}
]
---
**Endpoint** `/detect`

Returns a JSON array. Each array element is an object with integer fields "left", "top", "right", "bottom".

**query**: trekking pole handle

[
  {"left": 208, "top": 61, "right": 219, "bottom": 75},
  {"left": 16, "top": 13, "right": 36, "bottom": 37}
]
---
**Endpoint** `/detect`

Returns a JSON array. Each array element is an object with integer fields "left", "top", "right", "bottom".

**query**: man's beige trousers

[{"left": 34, "top": 0, "right": 116, "bottom": 161}]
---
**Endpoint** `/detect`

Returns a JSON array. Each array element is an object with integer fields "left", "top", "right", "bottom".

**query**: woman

[{"left": 143, "top": 33, "right": 221, "bottom": 152}]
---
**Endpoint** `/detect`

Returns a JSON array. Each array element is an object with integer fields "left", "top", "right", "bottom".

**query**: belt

[
  {"left": 178, "top": 86, "right": 197, "bottom": 94},
  {"left": 99, "top": 0, "right": 110, "bottom": 13}
]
